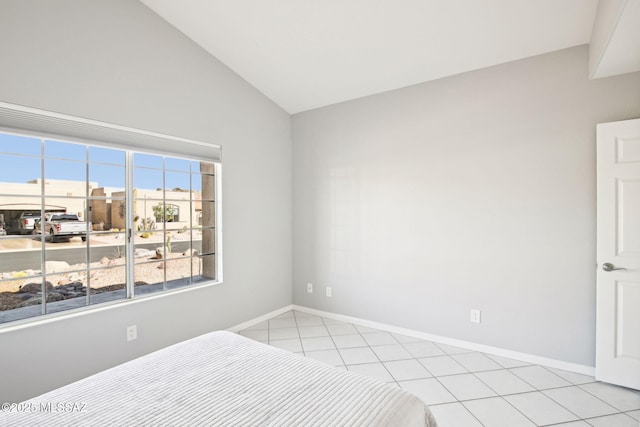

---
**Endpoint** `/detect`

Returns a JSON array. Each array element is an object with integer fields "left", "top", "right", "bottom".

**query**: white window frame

[{"left": 0, "top": 102, "right": 223, "bottom": 328}]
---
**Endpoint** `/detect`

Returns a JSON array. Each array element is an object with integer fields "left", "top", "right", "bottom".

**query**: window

[{"left": 0, "top": 103, "right": 221, "bottom": 326}]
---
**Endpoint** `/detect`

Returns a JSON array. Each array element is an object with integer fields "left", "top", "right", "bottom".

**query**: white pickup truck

[{"left": 35, "top": 213, "right": 90, "bottom": 243}]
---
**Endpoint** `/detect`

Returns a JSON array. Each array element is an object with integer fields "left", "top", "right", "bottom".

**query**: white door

[{"left": 596, "top": 118, "right": 640, "bottom": 390}]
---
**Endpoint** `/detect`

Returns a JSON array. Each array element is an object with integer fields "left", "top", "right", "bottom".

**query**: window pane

[
  {"left": 194, "top": 173, "right": 215, "bottom": 200},
  {"left": 134, "top": 207, "right": 158, "bottom": 230},
  {"left": 0, "top": 154, "right": 41, "bottom": 185},
  {"left": 172, "top": 229, "right": 202, "bottom": 257},
  {"left": 150, "top": 202, "right": 183, "bottom": 224},
  {"left": 88, "top": 228, "right": 126, "bottom": 258},
  {"left": 89, "top": 265, "right": 126, "bottom": 305},
  {"left": 133, "top": 227, "right": 165, "bottom": 296},
  {"left": 45, "top": 159, "right": 86, "bottom": 187},
  {"left": 0, "top": 168, "right": 45, "bottom": 324},
  {"left": 89, "top": 146, "right": 125, "bottom": 166},
  {"left": 87, "top": 227, "right": 127, "bottom": 252},
  {"left": 193, "top": 177, "right": 214, "bottom": 194},
  {"left": 165, "top": 229, "right": 192, "bottom": 258},
  {"left": 165, "top": 259, "right": 195, "bottom": 289},
  {"left": 200, "top": 202, "right": 215, "bottom": 227},
  {"left": 0, "top": 234, "right": 42, "bottom": 272},
  {"left": 0, "top": 133, "right": 41, "bottom": 156},
  {"left": 134, "top": 260, "right": 165, "bottom": 297},
  {"left": 45, "top": 285, "right": 87, "bottom": 315},
  {"left": 88, "top": 195, "right": 124, "bottom": 233},
  {"left": 0, "top": 197, "right": 41, "bottom": 234},
  {"left": 200, "top": 227, "right": 215, "bottom": 255},
  {"left": 45, "top": 140, "right": 86, "bottom": 161},
  {"left": 194, "top": 254, "right": 215, "bottom": 283},
  {"left": 41, "top": 199, "right": 88, "bottom": 223},
  {"left": 43, "top": 244, "right": 87, "bottom": 275},
  {"left": 189, "top": 229, "right": 202, "bottom": 255},
  {"left": 105, "top": 198, "right": 128, "bottom": 231},
  {"left": 134, "top": 168, "right": 163, "bottom": 194},
  {"left": 134, "top": 153, "right": 163, "bottom": 169},
  {"left": 39, "top": 204, "right": 89, "bottom": 252},
  {"left": 192, "top": 161, "right": 214, "bottom": 175},
  {"left": 133, "top": 229, "right": 157, "bottom": 253},
  {"left": 89, "top": 163, "right": 125, "bottom": 190},
  {"left": 44, "top": 258, "right": 89, "bottom": 315},
  {"left": 165, "top": 171, "right": 190, "bottom": 193},
  {"left": 0, "top": 275, "right": 44, "bottom": 324},
  {"left": 191, "top": 161, "right": 214, "bottom": 193},
  {"left": 165, "top": 157, "right": 190, "bottom": 172}
]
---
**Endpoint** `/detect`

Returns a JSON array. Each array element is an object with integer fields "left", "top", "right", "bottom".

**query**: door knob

[{"left": 602, "top": 263, "right": 626, "bottom": 272}]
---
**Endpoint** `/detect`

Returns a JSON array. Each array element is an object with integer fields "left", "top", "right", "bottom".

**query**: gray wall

[
  {"left": 0, "top": 0, "right": 291, "bottom": 402},
  {"left": 292, "top": 46, "right": 640, "bottom": 367}
]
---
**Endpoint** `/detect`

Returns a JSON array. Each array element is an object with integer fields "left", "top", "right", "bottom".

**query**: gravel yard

[{"left": 0, "top": 230, "right": 203, "bottom": 311}]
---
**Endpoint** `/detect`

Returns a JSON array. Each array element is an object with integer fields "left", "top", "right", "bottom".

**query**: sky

[{"left": 0, "top": 132, "right": 208, "bottom": 191}]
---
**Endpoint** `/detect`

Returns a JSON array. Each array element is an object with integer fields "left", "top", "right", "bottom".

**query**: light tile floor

[{"left": 238, "top": 310, "right": 640, "bottom": 427}]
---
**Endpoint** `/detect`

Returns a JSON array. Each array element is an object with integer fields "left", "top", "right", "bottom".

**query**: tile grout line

[
  {"left": 320, "top": 314, "right": 348, "bottom": 368},
  {"left": 426, "top": 401, "right": 487, "bottom": 427},
  {"left": 265, "top": 315, "right": 557, "bottom": 427},
  {"left": 292, "top": 310, "right": 304, "bottom": 355},
  {"left": 343, "top": 322, "right": 608, "bottom": 426},
  {"left": 350, "top": 323, "right": 399, "bottom": 383},
  {"left": 367, "top": 332, "right": 408, "bottom": 384},
  {"left": 253, "top": 312, "right": 639, "bottom": 427},
  {"left": 392, "top": 337, "right": 483, "bottom": 416},
  {"left": 470, "top": 367, "right": 622, "bottom": 425},
  {"left": 570, "top": 381, "right": 636, "bottom": 415},
  {"left": 580, "top": 412, "right": 638, "bottom": 423},
  {"left": 541, "top": 386, "right": 621, "bottom": 420},
  {"left": 383, "top": 336, "right": 493, "bottom": 423},
  {"left": 512, "top": 364, "right": 624, "bottom": 423}
]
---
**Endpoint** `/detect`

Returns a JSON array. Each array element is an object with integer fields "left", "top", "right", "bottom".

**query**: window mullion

[
  {"left": 189, "top": 163, "right": 193, "bottom": 286},
  {"left": 125, "top": 151, "right": 135, "bottom": 299},
  {"left": 40, "top": 138, "right": 46, "bottom": 315},
  {"left": 162, "top": 158, "right": 166, "bottom": 292},
  {"left": 85, "top": 145, "right": 90, "bottom": 307}
]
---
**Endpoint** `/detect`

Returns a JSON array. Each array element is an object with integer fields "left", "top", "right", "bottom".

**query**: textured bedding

[{"left": 1, "top": 331, "right": 437, "bottom": 426}]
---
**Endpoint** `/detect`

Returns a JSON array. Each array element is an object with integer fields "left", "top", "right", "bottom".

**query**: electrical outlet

[
  {"left": 307, "top": 283, "right": 313, "bottom": 293},
  {"left": 326, "top": 287, "right": 332, "bottom": 297},
  {"left": 127, "top": 325, "right": 138, "bottom": 341},
  {"left": 470, "top": 309, "right": 481, "bottom": 324}
]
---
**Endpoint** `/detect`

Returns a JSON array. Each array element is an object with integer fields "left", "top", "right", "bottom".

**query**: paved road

[{"left": 0, "top": 241, "right": 201, "bottom": 272}]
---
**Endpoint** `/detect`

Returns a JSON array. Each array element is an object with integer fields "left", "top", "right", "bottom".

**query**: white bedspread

[{"left": 1, "top": 331, "right": 437, "bottom": 426}]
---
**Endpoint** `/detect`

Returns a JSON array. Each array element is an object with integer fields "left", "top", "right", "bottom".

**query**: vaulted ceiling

[{"left": 140, "top": 1, "right": 637, "bottom": 114}]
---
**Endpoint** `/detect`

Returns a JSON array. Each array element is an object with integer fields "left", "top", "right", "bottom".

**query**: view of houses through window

[{"left": 0, "top": 131, "right": 218, "bottom": 324}]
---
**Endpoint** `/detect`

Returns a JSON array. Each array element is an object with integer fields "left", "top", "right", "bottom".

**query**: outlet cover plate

[
  {"left": 127, "top": 325, "right": 138, "bottom": 341},
  {"left": 470, "top": 309, "right": 481, "bottom": 324}
]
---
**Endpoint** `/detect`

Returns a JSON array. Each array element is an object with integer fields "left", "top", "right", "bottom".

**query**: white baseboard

[
  {"left": 227, "top": 304, "right": 595, "bottom": 376},
  {"left": 292, "top": 305, "right": 595, "bottom": 376},
  {"left": 227, "top": 304, "right": 293, "bottom": 333}
]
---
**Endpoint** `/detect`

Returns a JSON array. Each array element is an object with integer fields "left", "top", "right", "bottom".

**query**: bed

[{"left": 1, "top": 331, "right": 437, "bottom": 426}]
